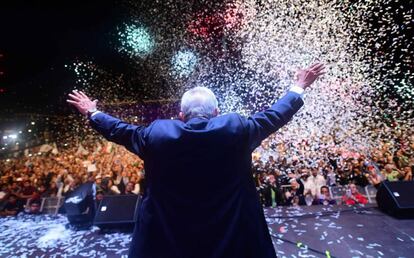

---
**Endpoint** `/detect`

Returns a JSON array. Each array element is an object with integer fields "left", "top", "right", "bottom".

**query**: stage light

[
  {"left": 171, "top": 50, "right": 198, "bottom": 78},
  {"left": 8, "top": 134, "right": 17, "bottom": 139},
  {"left": 28, "top": 129, "right": 32, "bottom": 133},
  {"left": 2, "top": 136, "right": 7, "bottom": 139},
  {"left": 31, "top": 122, "right": 35, "bottom": 125},
  {"left": 118, "top": 24, "right": 155, "bottom": 57}
]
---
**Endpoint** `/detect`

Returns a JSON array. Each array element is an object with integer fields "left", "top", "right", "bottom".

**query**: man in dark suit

[{"left": 67, "top": 63, "right": 325, "bottom": 258}]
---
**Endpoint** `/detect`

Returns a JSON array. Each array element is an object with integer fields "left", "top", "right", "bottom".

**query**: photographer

[
  {"left": 259, "top": 174, "right": 284, "bottom": 207},
  {"left": 285, "top": 175, "right": 306, "bottom": 206}
]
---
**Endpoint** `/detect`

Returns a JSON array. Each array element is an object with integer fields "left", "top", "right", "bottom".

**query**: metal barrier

[
  {"left": 40, "top": 197, "right": 65, "bottom": 215},
  {"left": 364, "top": 185, "right": 377, "bottom": 204},
  {"left": 330, "top": 185, "right": 347, "bottom": 204}
]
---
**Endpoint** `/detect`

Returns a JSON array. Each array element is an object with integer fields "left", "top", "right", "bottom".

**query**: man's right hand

[
  {"left": 67, "top": 90, "right": 98, "bottom": 116},
  {"left": 295, "top": 63, "right": 325, "bottom": 89}
]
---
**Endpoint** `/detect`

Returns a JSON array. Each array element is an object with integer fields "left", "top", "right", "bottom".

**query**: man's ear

[
  {"left": 213, "top": 108, "right": 220, "bottom": 117},
  {"left": 179, "top": 112, "right": 185, "bottom": 121}
]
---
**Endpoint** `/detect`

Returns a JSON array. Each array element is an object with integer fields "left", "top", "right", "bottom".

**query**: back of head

[{"left": 180, "top": 87, "right": 218, "bottom": 120}]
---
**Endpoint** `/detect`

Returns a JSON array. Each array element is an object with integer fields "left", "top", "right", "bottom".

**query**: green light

[
  {"left": 171, "top": 50, "right": 198, "bottom": 78},
  {"left": 118, "top": 24, "right": 155, "bottom": 57}
]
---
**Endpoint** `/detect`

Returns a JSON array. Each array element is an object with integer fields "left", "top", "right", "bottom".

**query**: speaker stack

[
  {"left": 64, "top": 182, "right": 96, "bottom": 229},
  {"left": 376, "top": 181, "right": 414, "bottom": 219},
  {"left": 94, "top": 194, "right": 141, "bottom": 232},
  {"left": 64, "top": 183, "right": 141, "bottom": 231}
]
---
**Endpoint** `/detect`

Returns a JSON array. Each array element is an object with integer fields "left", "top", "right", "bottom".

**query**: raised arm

[
  {"left": 67, "top": 90, "right": 146, "bottom": 159},
  {"left": 246, "top": 63, "right": 325, "bottom": 151}
]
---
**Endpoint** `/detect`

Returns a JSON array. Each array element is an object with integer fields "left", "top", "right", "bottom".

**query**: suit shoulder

[
  {"left": 146, "top": 119, "right": 183, "bottom": 130},
  {"left": 211, "top": 112, "right": 247, "bottom": 129},
  {"left": 216, "top": 112, "right": 244, "bottom": 121}
]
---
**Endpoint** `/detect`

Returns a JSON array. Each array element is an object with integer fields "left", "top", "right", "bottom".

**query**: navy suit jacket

[{"left": 90, "top": 91, "right": 304, "bottom": 258}]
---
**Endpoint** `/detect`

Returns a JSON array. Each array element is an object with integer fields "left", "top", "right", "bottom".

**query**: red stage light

[
  {"left": 187, "top": 4, "right": 245, "bottom": 43},
  {"left": 187, "top": 13, "right": 224, "bottom": 40}
]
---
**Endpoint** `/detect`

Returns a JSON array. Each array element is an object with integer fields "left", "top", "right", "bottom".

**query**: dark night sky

[
  {"left": 0, "top": 1, "right": 126, "bottom": 114},
  {"left": 0, "top": 1, "right": 412, "bottom": 116}
]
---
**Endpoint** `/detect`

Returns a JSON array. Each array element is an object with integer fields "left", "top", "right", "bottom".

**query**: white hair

[{"left": 180, "top": 86, "right": 218, "bottom": 119}]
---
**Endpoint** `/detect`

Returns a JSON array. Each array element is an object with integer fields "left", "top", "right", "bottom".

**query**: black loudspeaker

[
  {"left": 64, "top": 182, "right": 96, "bottom": 228},
  {"left": 376, "top": 181, "right": 414, "bottom": 219},
  {"left": 94, "top": 194, "right": 141, "bottom": 232}
]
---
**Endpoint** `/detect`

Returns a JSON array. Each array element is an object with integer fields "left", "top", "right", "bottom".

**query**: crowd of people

[
  {"left": 0, "top": 120, "right": 413, "bottom": 216},
  {"left": 253, "top": 130, "right": 414, "bottom": 207},
  {"left": 0, "top": 137, "right": 144, "bottom": 216}
]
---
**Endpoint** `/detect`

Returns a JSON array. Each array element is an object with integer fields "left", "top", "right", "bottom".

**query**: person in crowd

[
  {"left": 325, "top": 166, "right": 337, "bottom": 186},
  {"left": 95, "top": 190, "right": 105, "bottom": 207},
  {"left": 348, "top": 167, "right": 369, "bottom": 187},
  {"left": 47, "top": 182, "right": 60, "bottom": 197},
  {"left": 0, "top": 194, "right": 22, "bottom": 217},
  {"left": 260, "top": 174, "right": 283, "bottom": 207},
  {"left": 63, "top": 178, "right": 80, "bottom": 197},
  {"left": 366, "top": 165, "right": 383, "bottom": 188},
  {"left": 400, "top": 166, "right": 413, "bottom": 181},
  {"left": 18, "top": 180, "right": 36, "bottom": 207},
  {"left": 341, "top": 183, "right": 368, "bottom": 205},
  {"left": 304, "top": 167, "right": 326, "bottom": 196},
  {"left": 37, "top": 184, "right": 50, "bottom": 198},
  {"left": 291, "top": 195, "right": 301, "bottom": 206},
  {"left": 382, "top": 164, "right": 402, "bottom": 181},
  {"left": 264, "top": 156, "right": 277, "bottom": 173},
  {"left": 100, "top": 178, "right": 121, "bottom": 195},
  {"left": 8, "top": 181, "right": 21, "bottom": 196},
  {"left": 0, "top": 184, "right": 10, "bottom": 211},
  {"left": 285, "top": 178, "right": 305, "bottom": 206},
  {"left": 313, "top": 185, "right": 336, "bottom": 205},
  {"left": 125, "top": 182, "right": 140, "bottom": 195},
  {"left": 115, "top": 170, "right": 130, "bottom": 194},
  {"left": 304, "top": 190, "right": 315, "bottom": 206}
]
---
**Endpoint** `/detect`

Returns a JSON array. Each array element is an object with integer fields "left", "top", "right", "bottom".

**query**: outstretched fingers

[
  {"left": 309, "top": 63, "right": 322, "bottom": 69},
  {"left": 66, "top": 99, "right": 79, "bottom": 107},
  {"left": 312, "top": 66, "right": 325, "bottom": 76},
  {"left": 71, "top": 90, "right": 85, "bottom": 99},
  {"left": 315, "top": 71, "right": 326, "bottom": 77},
  {"left": 68, "top": 93, "right": 81, "bottom": 102},
  {"left": 311, "top": 64, "right": 325, "bottom": 72},
  {"left": 78, "top": 91, "right": 89, "bottom": 99}
]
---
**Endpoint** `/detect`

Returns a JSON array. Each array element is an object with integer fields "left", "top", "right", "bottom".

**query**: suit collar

[{"left": 185, "top": 116, "right": 210, "bottom": 129}]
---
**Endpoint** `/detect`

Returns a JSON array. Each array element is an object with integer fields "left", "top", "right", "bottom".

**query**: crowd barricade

[
  {"left": 25, "top": 198, "right": 31, "bottom": 208},
  {"left": 356, "top": 185, "right": 365, "bottom": 196},
  {"left": 40, "top": 197, "right": 65, "bottom": 215},
  {"left": 364, "top": 185, "right": 378, "bottom": 204},
  {"left": 330, "top": 185, "right": 347, "bottom": 204}
]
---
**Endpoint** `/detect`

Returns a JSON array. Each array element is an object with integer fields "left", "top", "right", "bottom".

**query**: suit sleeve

[
  {"left": 246, "top": 91, "right": 304, "bottom": 151},
  {"left": 89, "top": 112, "right": 147, "bottom": 159}
]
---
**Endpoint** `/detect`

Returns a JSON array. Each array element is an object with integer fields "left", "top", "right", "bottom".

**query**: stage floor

[{"left": 0, "top": 205, "right": 413, "bottom": 258}]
